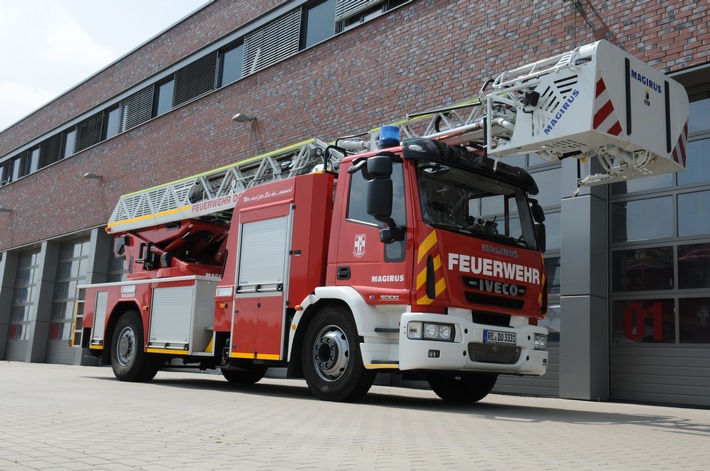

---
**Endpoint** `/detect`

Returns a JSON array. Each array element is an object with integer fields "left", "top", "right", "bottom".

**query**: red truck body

[{"left": 75, "top": 139, "right": 548, "bottom": 402}]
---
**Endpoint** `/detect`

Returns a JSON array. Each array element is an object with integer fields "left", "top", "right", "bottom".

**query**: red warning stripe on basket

[
  {"left": 593, "top": 78, "right": 622, "bottom": 136},
  {"left": 672, "top": 122, "right": 688, "bottom": 167}
]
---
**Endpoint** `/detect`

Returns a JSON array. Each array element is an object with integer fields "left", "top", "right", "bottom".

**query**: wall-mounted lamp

[
  {"left": 0, "top": 207, "right": 11, "bottom": 213},
  {"left": 232, "top": 113, "right": 257, "bottom": 123},
  {"left": 83, "top": 172, "right": 102, "bottom": 180}
]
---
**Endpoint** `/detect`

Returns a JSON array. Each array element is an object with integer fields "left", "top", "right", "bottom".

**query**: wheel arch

[
  {"left": 287, "top": 286, "right": 397, "bottom": 378},
  {"left": 102, "top": 301, "right": 142, "bottom": 365},
  {"left": 286, "top": 297, "right": 351, "bottom": 379}
]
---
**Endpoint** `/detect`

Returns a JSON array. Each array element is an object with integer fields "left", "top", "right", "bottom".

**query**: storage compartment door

[
  {"left": 149, "top": 284, "right": 195, "bottom": 352},
  {"left": 232, "top": 206, "right": 293, "bottom": 360},
  {"left": 90, "top": 291, "right": 109, "bottom": 347}
]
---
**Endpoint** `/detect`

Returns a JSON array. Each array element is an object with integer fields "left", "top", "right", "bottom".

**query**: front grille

[
  {"left": 468, "top": 343, "right": 521, "bottom": 364},
  {"left": 465, "top": 292, "right": 524, "bottom": 309},
  {"left": 471, "top": 311, "right": 511, "bottom": 327}
]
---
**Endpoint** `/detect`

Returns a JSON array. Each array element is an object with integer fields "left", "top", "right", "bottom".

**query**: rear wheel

[
  {"left": 426, "top": 372, "right": 498, "bottom": 403},
  {"left": 221, "top": 364, "right": 268, "bottom": 384},
  {"left": 110, "top": 311, "right": 160, "bottom": 382},
  {"left": 302, "top": 305, "right": 375, "bottom": 402}
]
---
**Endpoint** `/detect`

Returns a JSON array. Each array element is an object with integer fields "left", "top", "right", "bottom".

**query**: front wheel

[
  {"left": 110, "top": 310, "right": 160, "bottom": 382},
  {"left": 301, "top": 305, "right": 375, "bottom": 402},
  {"left": 426, "top": 372, "right": 498, "bottom": 403}
]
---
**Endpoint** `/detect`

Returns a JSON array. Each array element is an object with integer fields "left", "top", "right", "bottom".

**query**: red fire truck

[{"left": 72, "top": 40, "right": 688, "bottom": 402}]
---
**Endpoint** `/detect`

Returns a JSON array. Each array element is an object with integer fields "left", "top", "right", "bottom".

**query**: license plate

[{"left": 483, "top": 330, "right": 517, "bottom": 346}]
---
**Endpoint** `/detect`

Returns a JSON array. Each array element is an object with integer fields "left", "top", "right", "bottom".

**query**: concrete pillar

[
  {"left": 26, "top": 241, "right": 59, "bottom": 363},
  {"left": 558, "top": 159, "right": 610, "bottom": 400},
  {"left": 73, "top": 228, "right": 112, "bottom": 365},
  {"left": 86, "top": 227, "right": 113, "bottom": 284},
  {"left": 0, "top": 251, "right": 19, "bottom": 359}
]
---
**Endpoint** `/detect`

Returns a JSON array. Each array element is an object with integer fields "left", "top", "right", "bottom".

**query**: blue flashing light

[{"left": 378, "top": 125, "right": 401, "bottom": 149}]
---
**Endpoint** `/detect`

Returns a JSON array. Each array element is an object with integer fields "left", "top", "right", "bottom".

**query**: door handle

[{"left": 337, "top": 266, "right": 351, "bottom": 280}]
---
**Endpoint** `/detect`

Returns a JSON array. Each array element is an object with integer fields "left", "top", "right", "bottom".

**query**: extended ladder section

[
  {"left": 375, "top": 39, "right": 689, "bottom": 188},
  {"left": 107, "top": 139, "right": 332, "bottom": 234},
  {"left": 108, "top": 40, "right": 689, "bottom": 234}
]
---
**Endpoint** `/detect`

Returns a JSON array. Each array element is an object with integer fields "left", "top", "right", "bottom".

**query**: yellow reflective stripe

[
  {"left": 256, "top": 353, "right": 280, "bottom": 361},
  {"left": 231, "top": 352, "right": 253, "bottom": 359},
  {"left": 146, "top": 348, "right": 189, "bottom": 355},
  {"left": 416, "top": 295, "right": 434, "bottom": 305},
  {"left": 417, "top": 255, "right": 443, "bottom": 291},
  {"left": 435, "top": 278, "right": 447, "bottom": 296},
  {"left": 89, "top": 345, "right": 103, "bottom": 350},
  {"left": 417, "top": 230, "right": 438, "bottom": 264},
  {"left": 230, "top": 352, "right": 280, "bottom": 360},
  {"left": 539, "top": 256, "right": 547, "bottom": 307},
  {"left": 365, "top": 364, "right": 399, "bottom": 369},
  {"left": 416, "top": 267, "right": 427, "bottom": 290},
  {"left": 107, "top": 205, "right": 189, "bottom": 230}
]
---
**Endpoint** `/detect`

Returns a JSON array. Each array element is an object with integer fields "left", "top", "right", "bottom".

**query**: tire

[
  {"left": 221, "top": 364, "right": 268, "bottom": 384},
  {"left": 301, "top": 305, "right": 375, "bottom": 402},
  {"left": 426, "top": 372, "right": 498, "bottom": 403},
  {"left": 110, "top": 310, "right": 160, "bottom": 382}
]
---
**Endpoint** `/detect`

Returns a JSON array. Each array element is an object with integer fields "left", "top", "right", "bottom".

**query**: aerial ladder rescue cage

[{"left": 390, "top": 40, "right": 689, "bottom": 187}]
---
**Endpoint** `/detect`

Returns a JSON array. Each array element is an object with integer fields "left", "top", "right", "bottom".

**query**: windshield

[{"left": 418, "top": 165, "right": 538, "bottom": 250}]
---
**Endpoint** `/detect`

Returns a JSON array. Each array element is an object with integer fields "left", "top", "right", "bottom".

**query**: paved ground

[{"left": 1, "top": 362, "right": 709, "bottom": 470}]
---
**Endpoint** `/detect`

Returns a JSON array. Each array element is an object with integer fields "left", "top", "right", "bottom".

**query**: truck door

[
  {"left": 335, "top": 160, "right": 410, "bottom": 298},
  {"left": 230, "top": 203, "right": 293, "bottom": 361}
]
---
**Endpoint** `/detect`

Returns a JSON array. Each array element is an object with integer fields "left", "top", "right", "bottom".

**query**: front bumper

[{"left": 398, "top": 312, "right": 548, "bottom": 376}]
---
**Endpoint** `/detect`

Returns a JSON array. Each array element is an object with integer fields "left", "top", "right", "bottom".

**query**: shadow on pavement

[{"left": 87, "top": 372, "right": 710, "bottom": 437}]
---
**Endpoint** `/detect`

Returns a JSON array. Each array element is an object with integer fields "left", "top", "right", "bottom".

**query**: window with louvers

[
  {"left": 173, "top": 51, "right": 218, "bottom": 107},
  {"left": 120, "top": 86, "right": 154, "bottom": 132},
  {"left": 335, "top": 0, "right": 381, "bottom": 21},
  {"left": 40, "top": 134, "right": 62, "bottom": 167},
  {"left": 75, "top": 114, "right": 103, "bottom": 152},
  {"left": 243, "top": 9, "right": 301, "bottom": 76}
]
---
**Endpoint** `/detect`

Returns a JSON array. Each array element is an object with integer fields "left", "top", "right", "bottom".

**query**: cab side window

[{"left": 347, "top": 161, "right": 406, "bottom": 261}]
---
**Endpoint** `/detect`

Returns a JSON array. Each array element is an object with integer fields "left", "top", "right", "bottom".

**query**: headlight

[
  {"left": 534, "top": 334, "right": 548, "bottom": 351},
  {"left": 424, "top": 323, "right": 439, "bottom": 339},
  {"left": 407, "top": 321, "right": 454, "bottom": 342}
]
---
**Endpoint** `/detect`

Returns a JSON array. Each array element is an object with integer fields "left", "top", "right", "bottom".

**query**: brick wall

[
  {"left": 0, "top": 0, "right": 288, "bottom": 157},
  {"left": 0, "top": 0, "right": 707, "bottom": 250}
]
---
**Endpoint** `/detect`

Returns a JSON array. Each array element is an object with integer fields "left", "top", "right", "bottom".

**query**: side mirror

[
  {"left": 367, "top": 153, "right": 393, "bottom": 178},
  {"left": 367, "top": 178, "right": 393, "bottom": 222},
  {"left": 535, "top": 222, "right": 546, "bottom": 253},
  {"left": 529, "top": 198, "right": 545, "bottom": 223},
  {"left": 366, "top": 153, "right": 394, "bottom": 222},
  {"left": 363, "top": 153, "right": 404, "bottom": 244}
]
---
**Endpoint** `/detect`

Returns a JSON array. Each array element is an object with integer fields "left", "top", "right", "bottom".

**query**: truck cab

[{"left": 292, "top": 137, "right": 549, "bottom": 402}]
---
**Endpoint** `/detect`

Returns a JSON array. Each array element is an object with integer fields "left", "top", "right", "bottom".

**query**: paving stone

[{"left": 1, "top": 362, "right": 710, "bottom": 470}]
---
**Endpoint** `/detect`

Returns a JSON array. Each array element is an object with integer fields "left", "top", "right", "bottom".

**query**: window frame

[
  {"left": 153, "top": 77, "right": 175, "bottom": 117},
  {"left": 218, "top": 41, "right": 245, "bottom": 87},
  {"left": 301, "top": 0, "right": 337, "bottom": 49},
  {"left": 61, "top": 127, "right": 77, "bottom": 159},
  {"left": 101, "top": 106, "right": 121, "bottom": 141},
  {"left": 609, "top": 89, "right": 710, "bottom": 345}
]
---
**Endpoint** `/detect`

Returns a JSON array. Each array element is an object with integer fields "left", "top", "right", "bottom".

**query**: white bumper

[{"left": 397, "top": 312, "right": 548, "bottom": 376}]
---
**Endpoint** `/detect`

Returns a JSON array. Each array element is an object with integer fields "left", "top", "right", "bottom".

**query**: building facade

[{"left": 0, "top": 0, "right": 708, "bottom": 406}]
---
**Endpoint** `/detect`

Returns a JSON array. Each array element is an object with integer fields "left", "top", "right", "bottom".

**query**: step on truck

[{"left": 72, "top": 40, "right": 688, "bottom": 402}]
